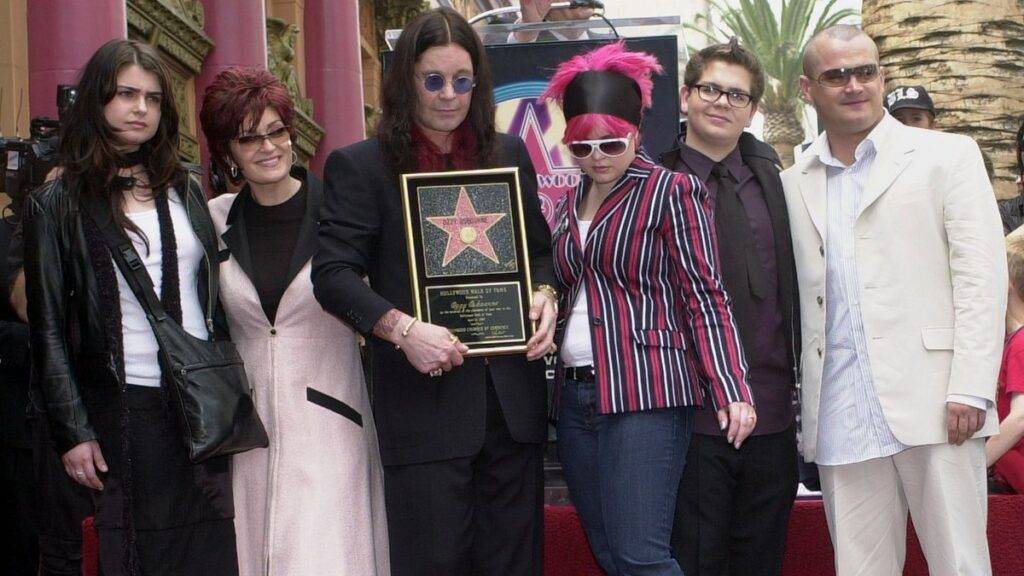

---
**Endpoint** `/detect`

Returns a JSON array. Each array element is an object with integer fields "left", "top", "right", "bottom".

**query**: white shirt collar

[{"left": 816, "top": 111, "right": 896, "bottom": 169}]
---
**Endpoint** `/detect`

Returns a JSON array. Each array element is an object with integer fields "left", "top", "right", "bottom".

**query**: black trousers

[
  {"left": 1, "top": 442, "right": 37, "bottom": 576},
  {"left": 90, "top": 386, "right": 237, "bottom": 576},
  {"left": 30, "top": 413, "right": 95, "bottom": 576},
  {"left": 671, "top": 426, "right": 798, "bottom": 576},
  {"left": 383, "top": 376, "right": 544, "bottom": 576}
]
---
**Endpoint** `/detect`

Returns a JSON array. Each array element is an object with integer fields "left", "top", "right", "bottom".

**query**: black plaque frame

[{"left": 400, "top": 167, "right": 535, "bottom": 356}]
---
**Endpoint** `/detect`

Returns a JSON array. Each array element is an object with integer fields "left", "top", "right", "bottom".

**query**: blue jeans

[{"left": 557, "top": 378, "right": 694, "bottom": 576}]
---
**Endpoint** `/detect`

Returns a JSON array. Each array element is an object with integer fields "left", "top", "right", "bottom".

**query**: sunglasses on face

[
  {"left": 568, "top": 135, "right": 633, "bottom": 159},
  {"left": 235, "top": 125, "right": 290, "bottom": 150},
  {"left": 419, "top": 73, "right": 476, "bottom": 95},
  {"left": 816, "top": 64, "right": 880, "bottom": 88}
]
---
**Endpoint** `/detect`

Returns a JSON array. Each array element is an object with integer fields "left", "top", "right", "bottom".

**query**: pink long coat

[{"left": 209, "top": 191, "right": 390, "bottom": 576}]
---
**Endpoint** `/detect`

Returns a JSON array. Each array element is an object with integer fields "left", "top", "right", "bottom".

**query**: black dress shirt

[{"left": 674, "top": 140, "right": 793, "bottom": 436}]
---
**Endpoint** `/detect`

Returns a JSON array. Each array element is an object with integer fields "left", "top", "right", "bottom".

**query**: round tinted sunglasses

[
  {"left": 568, "top": 135, "right": 633, "bottom": 159},
  {"left": 420, "top": 73, "right": 476, "bottom": 95}
]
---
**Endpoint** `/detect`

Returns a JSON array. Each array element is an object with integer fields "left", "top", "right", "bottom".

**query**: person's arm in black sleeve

[
  {"left": 312, "top": 147, "right": 397, "bottom": 337},
  {"left": 23, "top": 191, "right": 96, "bottom": 454}
]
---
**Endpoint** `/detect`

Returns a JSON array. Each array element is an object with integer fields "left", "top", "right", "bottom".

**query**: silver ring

[
  {"left": 74, "top": 470, "right": 85, "bottom": 477},
  {"left": 429, "top": 369, "right": 443, "bottom": 378}
]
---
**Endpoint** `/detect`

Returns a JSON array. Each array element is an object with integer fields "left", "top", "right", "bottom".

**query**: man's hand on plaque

[
  {"left": 394, "top": 316, "right": 469, "bottom": 376},
  {"left": 526, "top": 290, "right": 557, "bottom": 361}
]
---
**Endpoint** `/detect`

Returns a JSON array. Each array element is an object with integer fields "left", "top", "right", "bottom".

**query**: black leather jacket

[{"left": 23, "top": 174, "right": 228, "bottom": 454}]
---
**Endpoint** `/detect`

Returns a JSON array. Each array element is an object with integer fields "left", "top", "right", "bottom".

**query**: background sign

[{"left": 487, "top": 36, "right": 681, "bottom": 229}]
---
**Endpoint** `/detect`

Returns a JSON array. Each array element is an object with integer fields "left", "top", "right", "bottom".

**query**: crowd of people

[{"left": 2, "top": 5, "right": 1024, "bottom": 576}]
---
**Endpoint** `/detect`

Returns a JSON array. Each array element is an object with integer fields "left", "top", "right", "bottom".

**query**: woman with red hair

[
  {"left": 200, "top": 68, "right": 390, "bottom": 576},
  {"left": 541, "top": 42, "right": 756, "bottom": 575}
]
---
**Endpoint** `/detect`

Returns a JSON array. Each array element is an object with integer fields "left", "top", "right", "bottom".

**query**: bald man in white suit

[{"left": 782, "top": 25, "right": 1005, "bottom": 576}]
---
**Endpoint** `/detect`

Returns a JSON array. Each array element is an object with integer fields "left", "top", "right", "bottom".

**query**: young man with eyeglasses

[
  {"left": 659, "top": 38, "right": 801, "bottom": 576},
  {"left": 783, "top": 25, "right": 1003, "bottom": 576}
]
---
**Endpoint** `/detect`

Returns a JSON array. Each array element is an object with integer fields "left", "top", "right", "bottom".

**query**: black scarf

[{"left": 82, "top": 186, "right": 182, "bottom": 575}]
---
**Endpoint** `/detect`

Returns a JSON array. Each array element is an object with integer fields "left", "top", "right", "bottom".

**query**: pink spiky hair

[{"left": 541, "top": 40, "right": 663, "bottom": 111}]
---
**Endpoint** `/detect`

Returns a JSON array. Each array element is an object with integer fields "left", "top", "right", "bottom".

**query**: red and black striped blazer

[{"left": 553, "top": 154, "right": 752, "bottom": 414}]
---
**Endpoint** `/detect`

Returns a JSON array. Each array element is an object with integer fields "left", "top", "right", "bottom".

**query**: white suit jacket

[{"left": 782, "top": 114, "right": 1006, "bottom": 462}]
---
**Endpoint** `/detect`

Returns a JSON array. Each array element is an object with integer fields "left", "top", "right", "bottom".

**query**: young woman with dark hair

[
  {"left": 312, "top": 7, "right": 557, "bottom": 575},
  {"left": 200, "top": 67, "right": 390, "bottom": 576},
  {"left": 23, "top": 39, "right": 238, "bottom": 575}
]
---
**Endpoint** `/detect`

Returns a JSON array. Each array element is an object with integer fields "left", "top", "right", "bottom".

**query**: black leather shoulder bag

[{"left": 84, "top": 181, "right": 268, "bottom": 463}]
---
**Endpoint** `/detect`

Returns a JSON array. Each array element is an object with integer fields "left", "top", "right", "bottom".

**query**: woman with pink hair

[{"left": 542, "top": 41, "right": 756, "bottom": 575}]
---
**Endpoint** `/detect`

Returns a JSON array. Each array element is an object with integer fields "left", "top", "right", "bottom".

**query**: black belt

[{"left": 563, "top": 365, "right": 595, "bottom": 382}]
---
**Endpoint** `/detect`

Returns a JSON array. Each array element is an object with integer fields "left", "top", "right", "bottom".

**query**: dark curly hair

[{"left": 377, "top": 7, "right": 496, "bottom": 174}]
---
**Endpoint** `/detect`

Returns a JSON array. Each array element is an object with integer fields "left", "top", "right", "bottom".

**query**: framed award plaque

[{"left": 400, "top": 167, "right": 534, "bottom": 356}]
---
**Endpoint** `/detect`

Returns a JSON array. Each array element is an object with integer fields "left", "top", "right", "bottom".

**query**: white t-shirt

[
  {"left": 116, "top": 190, "right": 209, "bottom": 387},
  {"left": 560, "top": 220, "right": 593, "bottom": 367}
]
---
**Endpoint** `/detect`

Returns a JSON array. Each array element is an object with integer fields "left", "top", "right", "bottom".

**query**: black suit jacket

[
  {"left": 313, "top": 134, "right": 556, "bottom": 466},
  {"left": 660, "top": 128, "right": 801, "bottom": 400}
]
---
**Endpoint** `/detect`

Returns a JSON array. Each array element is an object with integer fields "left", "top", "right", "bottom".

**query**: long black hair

[
  {"left": 377, "top": 7, "right": 496, "bottom": 173},
  {"left": 58, "top": 39, "right": 184, "bottom": 235}
]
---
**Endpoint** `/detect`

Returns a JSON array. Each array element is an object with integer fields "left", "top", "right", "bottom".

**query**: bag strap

[{"left": 82, "top": 198, "right": 172, "bottom": 327}]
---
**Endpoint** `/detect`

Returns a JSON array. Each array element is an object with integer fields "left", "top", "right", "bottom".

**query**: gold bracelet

[
  {"left": 400, "top": 317, "right": 419, "bottom": 337},
  {"left": 535, "top": 284, "right": 558, "bottom": 303}
]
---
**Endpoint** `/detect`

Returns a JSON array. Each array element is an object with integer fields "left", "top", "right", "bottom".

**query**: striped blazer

[{"left": 553, "top": 154, "right": 752, "bottom": 414}]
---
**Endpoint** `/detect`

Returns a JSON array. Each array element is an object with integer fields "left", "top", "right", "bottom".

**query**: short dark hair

[
  {"left": 200, "top": 67, "right": 297, "bottom": 182},
  {"left": 377, "top": 7, "right": 495, "bottom": 174},
  {"left": 683, "top": 38, "right": 765, "bottom": 104}
]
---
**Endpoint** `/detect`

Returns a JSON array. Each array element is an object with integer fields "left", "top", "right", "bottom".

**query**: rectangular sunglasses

[{"left": 568, "top": 135, "right": 632, "bottom": 159}]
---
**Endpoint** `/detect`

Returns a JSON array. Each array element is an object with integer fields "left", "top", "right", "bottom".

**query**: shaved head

[{"left": 802, "top": 24, "right": 879, "bottom": 77}]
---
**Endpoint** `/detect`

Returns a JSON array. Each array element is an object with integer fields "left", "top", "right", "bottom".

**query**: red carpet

[
  {"left": 82, "top": 495, "right": 1024, "bottom": 575},
  {"left": 542, "top": 496, "right": 1024, "bottom": 576}
]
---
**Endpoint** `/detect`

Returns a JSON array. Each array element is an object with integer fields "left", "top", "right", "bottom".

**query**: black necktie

[{"left": 709, "top": 163, "right": 768, "bottom": 300}]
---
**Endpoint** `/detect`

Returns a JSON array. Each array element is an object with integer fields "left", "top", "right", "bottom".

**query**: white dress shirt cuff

[{"left": 946, "top": 394, "right": 991, "bottom": 411}]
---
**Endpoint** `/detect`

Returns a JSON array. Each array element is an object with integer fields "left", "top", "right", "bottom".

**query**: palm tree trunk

[
  {"left": 762, "top": 105, "right": 805, "bottom": 168},
  {"left": 863, "top": 0, "right": 1024, "bottom": 198}
]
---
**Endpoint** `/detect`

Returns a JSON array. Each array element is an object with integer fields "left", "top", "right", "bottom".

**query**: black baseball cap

[{"left": 885, "top": 85, "right": 936, "bottom": 116}]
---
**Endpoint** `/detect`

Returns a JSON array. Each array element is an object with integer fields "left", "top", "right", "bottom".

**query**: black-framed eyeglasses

[
  {"left": 236, "top": 125, "right": 290, "bottom": 150},
  {"left": 816, "top": 64, "right": 880, "bottom": 88},
  {"left": 691, "top": 84, "right": 753, "bottom": 109},
  {"left": 567, "top": 135, "right": 633, "bottom": 159},
  {"left": 419, "top": 73, "right": 476, "bottom": 95}
]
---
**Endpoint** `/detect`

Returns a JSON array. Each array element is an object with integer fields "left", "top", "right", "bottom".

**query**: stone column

[
  {"left": 195, "top": 0, "right": 267, "bottom": 185},
  {"left": 304, "top": 0, "right": 364, "bottom": 174},
  {"left": 27, "top": 0, "right": 126, "bottom": 120}
]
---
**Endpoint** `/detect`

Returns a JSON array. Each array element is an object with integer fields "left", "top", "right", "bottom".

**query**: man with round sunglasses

[
  {"left": 660, "top": 38, "right": 801, "bottom": 576},
  {"left": 784, "top": 24, "right": 1003, "bottom": 575}
]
